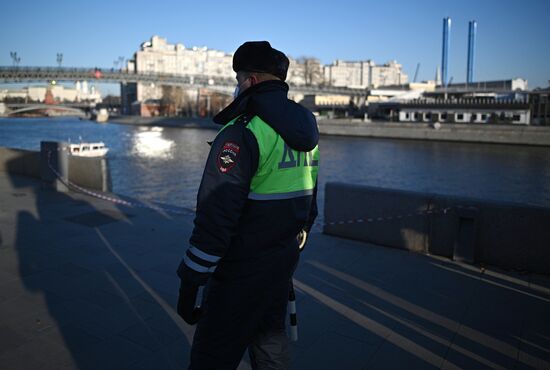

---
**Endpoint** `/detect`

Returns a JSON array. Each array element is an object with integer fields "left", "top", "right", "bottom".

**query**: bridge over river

[
  {"left": 0, "top": 103, "right": 91, "bottom": 117},
  {"left": 0, "top": 66, "right": 369, "bottom": 98}
]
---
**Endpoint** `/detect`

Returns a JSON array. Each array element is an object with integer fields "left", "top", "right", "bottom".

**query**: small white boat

[{"left": 68, "top": 142, "right": 109, "bottom": 157}]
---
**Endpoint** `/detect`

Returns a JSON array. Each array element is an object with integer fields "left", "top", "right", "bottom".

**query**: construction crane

[{"left": 413, "top": 63, "right": 421, "bottom": 83}]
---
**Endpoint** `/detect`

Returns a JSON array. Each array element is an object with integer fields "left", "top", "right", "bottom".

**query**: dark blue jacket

[{"left": 178, "top": 80, "right": 318, "bottom": 285}]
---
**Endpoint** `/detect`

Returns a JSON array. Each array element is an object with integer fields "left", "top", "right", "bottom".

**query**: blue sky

[{"left": 1, "top": 0, "right": 549, "bottom": 94}]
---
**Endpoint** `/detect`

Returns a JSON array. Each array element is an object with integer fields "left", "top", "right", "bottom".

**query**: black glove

[
  {"left": 177, "top": 281, "right": 205, "bottom": 325},
  {"left": 297, "top": 230, "right": 308, "bottom": 252},
  {"left": 176, "top": 257, "right": 211, "bottom": 324}
]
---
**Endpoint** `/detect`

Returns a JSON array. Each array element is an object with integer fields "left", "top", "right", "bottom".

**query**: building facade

[
  {"left": 323, "top": 60, "right": 408, "bottom": 88},
  {"left": 397, "top": 101, "right": 531, "bottom": 125},
  {"left": 0, "top": 82, "right": 101, "bottom": 103},
  {"left": 123, "top": 35, "right": 410, "bottom": 115},
  {"left": 127, "top": 35, "right": 233, "bottom": 103},
  {"left": 530, "top": 88, "right": 550, "bottom": 125},
  {"left": 434, "top": 79, "right": 529, "bottom": 93},
  {"left": 369, "top": 98, "right": 531, "bottom": 125}
]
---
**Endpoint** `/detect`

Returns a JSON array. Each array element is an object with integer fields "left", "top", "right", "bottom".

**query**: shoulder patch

[{"left": 217, "top": 141, "right": 240, "bottom": 173}]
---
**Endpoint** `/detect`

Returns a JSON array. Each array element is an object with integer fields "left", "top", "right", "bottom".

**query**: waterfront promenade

[{"left": 1, "top": 172, "right": 550, "bottom": 369}]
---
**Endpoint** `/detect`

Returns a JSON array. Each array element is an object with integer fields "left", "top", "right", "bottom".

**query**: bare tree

[
  {"left": 161, "top": 85, "right": 193, "bottom": 116},
  {"left": 210, "top": 93, "right": 233, "bottom": 116},
  {"left": 160, "top": 86, "right": 175, "bottom": 116},
  {"left": 297, "top": 57, "right": 323, "bottom": 86}
]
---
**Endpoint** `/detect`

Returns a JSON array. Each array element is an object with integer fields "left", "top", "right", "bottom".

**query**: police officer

[{"left": 177, "top": 41, "right": 319, "bottom": 370}]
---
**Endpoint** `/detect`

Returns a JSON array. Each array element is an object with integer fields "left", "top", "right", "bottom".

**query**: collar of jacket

[{"left": 213, "top": 80, "right": 289, "bottom": 125}]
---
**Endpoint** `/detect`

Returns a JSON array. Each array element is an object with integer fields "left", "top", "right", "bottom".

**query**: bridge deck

[{"left": 0, "top": 66, "right": 367, "bottom": 96}]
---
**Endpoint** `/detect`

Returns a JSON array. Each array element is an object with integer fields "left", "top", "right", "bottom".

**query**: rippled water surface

[{"left": 2, "top": 117, "right": 550, "bottom": 215}]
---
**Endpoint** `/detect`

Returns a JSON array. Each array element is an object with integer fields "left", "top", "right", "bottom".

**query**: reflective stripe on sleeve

[
  {"left": 189, "top": 246, "right": 222, "bottom": 263},
  {"left": 183, "top": 254, "right": 217, "bottom": 273},
  {"left": 248, "top": 189, "right": 314, "bottom": 200}
]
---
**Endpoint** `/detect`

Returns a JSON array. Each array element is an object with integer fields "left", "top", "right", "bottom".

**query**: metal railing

[{"left": 0, "top": 66, "right": 368, "bottom": 97}]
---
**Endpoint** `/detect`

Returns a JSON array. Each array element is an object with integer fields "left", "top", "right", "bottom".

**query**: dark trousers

[
  {"left": 248, "top": 328, "right": 289, "bottom": 370},
  {"left": 188, "top": 272, "right": 292, "bottom": 370}
]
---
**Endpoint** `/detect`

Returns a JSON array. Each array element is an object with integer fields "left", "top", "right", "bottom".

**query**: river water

[{"left": 1, "top": 117, "right": 550, "bottom": 218}]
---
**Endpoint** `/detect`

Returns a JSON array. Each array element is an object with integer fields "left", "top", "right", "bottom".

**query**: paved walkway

[{"left": 1, "top": 172, "right": 549, "bottom": 370}]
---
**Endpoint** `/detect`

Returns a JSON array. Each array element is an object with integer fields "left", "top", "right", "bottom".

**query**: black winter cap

[{"left": 233, "top": 41, "right": 290, "bottom": 81}]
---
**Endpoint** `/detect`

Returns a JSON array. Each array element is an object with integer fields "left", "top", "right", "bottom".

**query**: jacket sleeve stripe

[
  {"left": 186, "top": 250, "right": 217, "bottom": 268},
  {"left": 189, "top": 246, "right": 222, "bottom": 263},
  {"left": 183, "top": 254, "right": 217, "bottom": 273},
  {"left": 248, "top": 189, "right": 314, "bottom": 200}
]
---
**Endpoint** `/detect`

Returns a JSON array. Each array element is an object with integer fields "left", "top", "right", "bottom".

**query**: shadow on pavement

[
  {"left": 2, "top": 155, "right": 194, "bottom": 370},
  {"left": 291, "top": 234, "right": 550, "bottom": 369}
]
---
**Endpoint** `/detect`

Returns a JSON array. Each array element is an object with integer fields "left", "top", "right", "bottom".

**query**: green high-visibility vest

[{"left": 221, "top": 115, "right": 319, "bottom": 200}]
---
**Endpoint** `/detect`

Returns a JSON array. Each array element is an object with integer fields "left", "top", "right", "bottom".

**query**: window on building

[
  {"left": 441, "top": 113, "right": 448, "bottom": 120},
  {"left": 405, "top": 113, "right": 410, "bottom": 119},
  {"left": 481, "top": 114, "right": 487, "bottom": 120},
  {"left": 457, "top": 113, "right": 464, "bottom": 120},
  {"left": 513, "top": 115, "right": 521, "bottom": 121},
  {"left": 472, "top": 114, "right": 477, "bottom": 120}
]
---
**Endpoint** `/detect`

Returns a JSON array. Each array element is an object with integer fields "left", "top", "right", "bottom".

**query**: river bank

[
  {"left": 2, "top": 116, "right": 550, "bottom": 212},
  {"left": 109, "top": 115, "right": 550, "bottom": 146}
]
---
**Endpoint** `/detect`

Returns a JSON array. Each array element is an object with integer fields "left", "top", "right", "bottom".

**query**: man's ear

[{"left": 249, "top": 74, "right": 258, "bottom": 86}]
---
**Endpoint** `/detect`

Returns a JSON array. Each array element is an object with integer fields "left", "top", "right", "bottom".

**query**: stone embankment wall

[
  {"left": 318, "top": 120, "right": 550, "bottom": 146},
  {"left": 108, "top": 116, "right": 550, "bottom": 146},
  {"left": 0, "top": 145, "right": 110, "bottom": 192},
  {"left": 324, "top": 182, "right": 550, "bottom": 274},
  {"left": 68, "top": 156, "right": 111, "bottom": 192}
]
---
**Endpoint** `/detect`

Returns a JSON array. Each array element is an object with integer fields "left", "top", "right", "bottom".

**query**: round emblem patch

[{"left": 217, "top": 141, "right": 240, "bottom": 173}]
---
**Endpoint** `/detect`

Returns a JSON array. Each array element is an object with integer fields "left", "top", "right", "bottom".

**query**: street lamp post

[
  {"left": 56, "top": 53, "right": 63, "bottom": 68},
  {"left": 9, "top": 51, "right": 21, "bottom": 67}
]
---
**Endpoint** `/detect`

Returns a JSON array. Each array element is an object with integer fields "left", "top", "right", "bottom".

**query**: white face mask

[{"left": 233, "top": 85, "right": 240, "bottom": 98}]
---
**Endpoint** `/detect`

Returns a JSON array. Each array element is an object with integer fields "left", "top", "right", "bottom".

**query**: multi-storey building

[
  {"left": 323, "top": 60, "right": 408, "bottom": 88},
  {"left": 123, "top": 36, "right": 409, "bottom": 115},
  {"left": 127, "top": 35, "right": 233, "bottom": 103},
  {"left": 134, "top": 36, "right": 232, "bottom": 76}
]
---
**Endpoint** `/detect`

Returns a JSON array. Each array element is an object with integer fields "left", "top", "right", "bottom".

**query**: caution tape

[
  {"left": 46, "top": 150, "right": 196, "bottom": 217},
  {"left": 47, "top": 151, "right": 457, "bottom": 228},
  {"left": 320, "top": 207, "right": 453, "bottom": 228}
]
